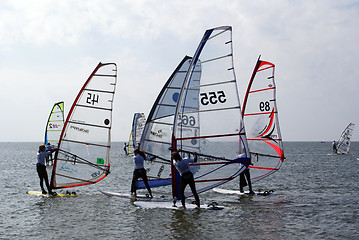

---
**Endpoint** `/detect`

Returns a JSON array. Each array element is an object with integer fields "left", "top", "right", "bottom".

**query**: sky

[{"left": 1, "top": 0, "right": 358, "bottom": 142}]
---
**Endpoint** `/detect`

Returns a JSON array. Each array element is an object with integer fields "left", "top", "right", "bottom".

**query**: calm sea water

[{"left": 1, "top": 142, "right": 358, "bottom": 239}]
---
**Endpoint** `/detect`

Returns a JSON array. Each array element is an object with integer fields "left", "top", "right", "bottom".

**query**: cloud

[{"left": 0, "top": 0, "right": 358, "bottom": 141}]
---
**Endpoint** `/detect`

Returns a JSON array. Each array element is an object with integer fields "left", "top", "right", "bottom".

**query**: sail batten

[
  {"left": 75, "top": 104, "right": 113, "bottom": 111},
  {"left": 67, "top": 120, "right": 112, "bottom": 129},
  {"left": 188, "top": 79, "right": 236, "bottom": 89}
]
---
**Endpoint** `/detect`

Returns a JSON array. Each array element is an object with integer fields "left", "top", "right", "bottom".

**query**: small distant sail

[
  {"left": 336, "top": 123, "right": 355, "bottom": 154},
  {"left": 127, "top": 113, "right": 146, "bottom": 154},
  {"left": 44, "top": 101, "right": 64, "bottom": 146},
  {"left": 171, "top": 26, "right": 250, "bottom": 199},
  {"left": 242, "top": 57, "right": 284, "bottom": 183},
  {"left": 50, "top": 63, "right": 117, "bottom": 189}
]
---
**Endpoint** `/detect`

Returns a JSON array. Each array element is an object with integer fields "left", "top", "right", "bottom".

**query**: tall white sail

[
  {"left": 50, "top": 63, "right": 117, "bottom": 189},
  {"left": 242, "top": 57, "right": 285, "bottom": 182},
  {"left": 171, "top": 26, "right": 250, "bottom": 199},
  {"left": 336, "top": 123, "right": 355, "bottom": 154}
]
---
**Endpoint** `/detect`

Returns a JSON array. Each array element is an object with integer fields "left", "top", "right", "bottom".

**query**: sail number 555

[{"left": 200, "top": 91, "right": 226, "bottom": 105}]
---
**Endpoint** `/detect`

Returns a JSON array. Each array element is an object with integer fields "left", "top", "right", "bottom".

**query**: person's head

[
  {"left": 134, "top": 149, "right": 140, "bottom": 155},
  {"left": 38, "top": 145, "right": 46, "bottom": 152},
  {"left": 47, "top": 143, "right": 50, "bottom": 145},
  {"left": 171, "top": 151, "right": 182, "bottom": 161}
]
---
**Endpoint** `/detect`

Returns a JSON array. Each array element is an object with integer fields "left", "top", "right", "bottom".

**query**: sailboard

[
  {"left": 213, "top": 187, "right": 275, "bottom": 196},
  {"left": 241, "top": 57, "right": 285, "bottom": 183},
  {"left": 336, "top": 123, "right": 355, "bottom": 154},
  {"left": 44, "top": 101, "right": 65, "bottom": 146},
  {"left": 137, "top": 26, "right": 250, "bottom": 207},
  {"left": 133, "top": 200, "right": 225, "bottom": 210},
  {"left": 27, "top": 190, "right": 77, "bottom": 198},
  {"left": 50, "top": 62, "right": 117, "bottom": 190},
  {"left": 126, "top": 113, "right": 146, "bottom": 155},
  {"left": 99, "top": 190, "right": 166, "bottom": 200}
]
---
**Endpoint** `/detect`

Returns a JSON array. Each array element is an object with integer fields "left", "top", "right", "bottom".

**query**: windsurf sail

[
  {"left": 50, "top": 62, "right": 117, "bottom": 189},
  {"left": 336, "top": 123, "right": 355, "bottom": 154},
  {"left": 171, "top": 26, "right": 250, "bottom": 199},
  {"left": 242, "top": 56, "right": 284, "bottom": 183},
  {"left": 44, "top": 101, "right": 64, "bottom": 146},
  {"left": 127, "top": 113, "right": 146, "bottom": 154},
  {"left": 138, "top": 56, "right": 195, "bottom": 189}
]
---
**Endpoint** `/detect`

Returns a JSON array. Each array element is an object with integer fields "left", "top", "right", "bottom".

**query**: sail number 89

[
  {"left": 259, "top": 101, "right": 271, "bottom": 111},
  {"left": 200, "top": 91, "right": 226, "bottom": 105}
]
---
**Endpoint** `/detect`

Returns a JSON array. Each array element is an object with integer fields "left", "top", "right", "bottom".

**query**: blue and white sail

[
  {"left": 138, "top": 56, "right": 196, "bottom": 189},
  {"left": 127, "top": 113, "right": 146, "bottom": 155}
]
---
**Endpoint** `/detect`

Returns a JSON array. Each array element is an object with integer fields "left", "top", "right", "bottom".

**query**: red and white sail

[
  {"left": 242, "top": 57, "right": 284, "bottom": 182},
  {"left": 50, "top": 63, "right": 117, "bottom": 189}
]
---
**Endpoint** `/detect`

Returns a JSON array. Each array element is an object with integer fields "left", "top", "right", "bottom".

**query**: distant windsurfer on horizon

[
  {"left": 172, "top": 151, "right": 200, "bottom": 209},
  {"left": 123, "top": 142, "right": 128, "bottom": 156},
  {"left": 332, "top": 140, "right": 337, "bottom": 154},
  {"left": 130, "top": 149, "right": 153, "bottom": 199},
  {"left": 36, "top": 144, "right": 57, "bottom": 195},
  {"left": 238, "top": 154, "right": 254, "bottom": 194}
]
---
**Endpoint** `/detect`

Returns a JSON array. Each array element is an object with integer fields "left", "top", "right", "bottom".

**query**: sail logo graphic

[
  {"left": 49, "top": 123, "right": 62, "bottom": 129},
  {"left": 256, "top": 109, "right": 278, "bottom": 141},
  {"left": 151, "top": 129, "right": 163, "bottom": 138},
  {"left": 70, "top": 125, "right": 89, "bottom": 133}
]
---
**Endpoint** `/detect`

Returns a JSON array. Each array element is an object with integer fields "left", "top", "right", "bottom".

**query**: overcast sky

[{"left": 0, "top": 0, "right": 358, "bottom": 142}]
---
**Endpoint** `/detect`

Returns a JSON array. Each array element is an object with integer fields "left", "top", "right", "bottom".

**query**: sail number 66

[{"left": 200, "top": 91, "right": 226, "bottom": 105}]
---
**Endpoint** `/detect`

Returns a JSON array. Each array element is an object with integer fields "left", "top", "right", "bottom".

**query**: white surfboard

[
  {"left": 133, "top": 200, "right": 225, "bottom": 210},
  {"left": 99, "top": 190, "right": 166, "bottom": 200},
  {"left": 213, "top": 188, "right": 275, "bottom": 196}
]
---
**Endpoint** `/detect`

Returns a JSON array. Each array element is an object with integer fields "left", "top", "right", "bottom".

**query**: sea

[{"left": 0, "top": 141, "right": 358, "bottom": 240}]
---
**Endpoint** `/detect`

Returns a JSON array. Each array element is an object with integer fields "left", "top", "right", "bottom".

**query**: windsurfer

[
  {"left": 123, "top": 143, "right": 128, "bottom": 155},
  {"left": 332, "top": 140, "right": 337, "bottom": 154},
  {"left": 36, "top": 145, "right": 57, "bottom": 194},
  {"left": 130, "top": 149, "right": 153, "bottom": 199},
  {"left": 238, "top": 155, "right": 254, "bottom": 194},
  {"left": 172, "top": 151, "right": 200, "bottom": 209}
]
